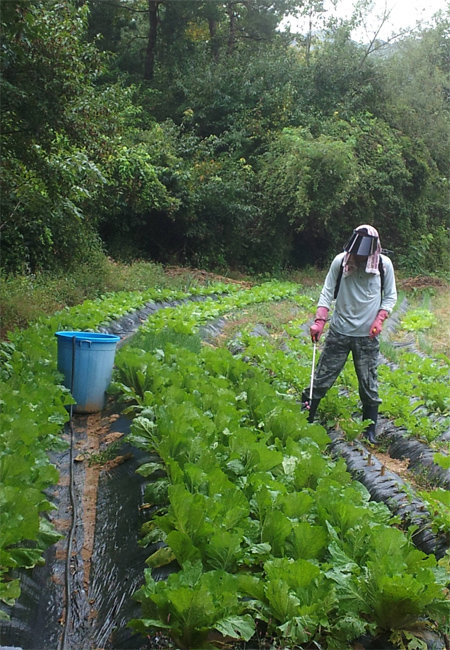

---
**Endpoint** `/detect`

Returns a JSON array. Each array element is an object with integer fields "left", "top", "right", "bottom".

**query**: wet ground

[{"left": 0, "top": 407, "right": 151, "bottom": 650}]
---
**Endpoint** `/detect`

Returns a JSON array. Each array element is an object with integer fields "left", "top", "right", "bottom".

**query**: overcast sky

[{"left": 281, "top": 0, "right": 449, "bottom": 41}]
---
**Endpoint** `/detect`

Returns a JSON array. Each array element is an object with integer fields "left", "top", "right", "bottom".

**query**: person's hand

[
  {"left": 369, "top": 309, "right": 389, "bottom": 338},
  {"left": 310, "top": 307, "right": 329, "bottom": 342}
]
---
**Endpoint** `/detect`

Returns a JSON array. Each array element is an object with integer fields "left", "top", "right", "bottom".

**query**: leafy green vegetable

[
  {"left": 106, "top": 283, "right": 450, "bottom": 648},
  {"left": 400, "top": 309, "right": 437, "bottom": 332},
  {"left": 131, "top": 561, "right": 254, "bottom": 649}
]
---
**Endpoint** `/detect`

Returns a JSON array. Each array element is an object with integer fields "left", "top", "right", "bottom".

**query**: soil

[
  {"left": 370, "top": 449, "right": 411, "bottom": 481},
  {"left": 164, "top": 265, "right": 253, "bottom": 288},
  {"left": 397, "top": 275, "right": 447, "bottom": 290},
  {"left": 73, "top": 410, "right": 124, "bottom": 593}
]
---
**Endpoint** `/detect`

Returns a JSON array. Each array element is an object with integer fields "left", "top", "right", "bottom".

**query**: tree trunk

[
  {"left": 208, "top": 16, "right": 219, "bottom": 61},
  {"left": 144, "top": 0, "right": 159, "bottom": 80},
  {"left": 227, "top": 1, "right": 236, "bottom": 55},
  {"left": 305, "top": 12, "right": 312, "bottom": 66}
]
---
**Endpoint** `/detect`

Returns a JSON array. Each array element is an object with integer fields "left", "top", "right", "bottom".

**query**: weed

[
  {"left": 380, "top": 341, "right": 401, "bottom": 363},
  {"left": 87, "top": 439, "right": 124, "bottom": 466},
  {"left": 0, "top": 258, "right": 207, "bottom": 337}
]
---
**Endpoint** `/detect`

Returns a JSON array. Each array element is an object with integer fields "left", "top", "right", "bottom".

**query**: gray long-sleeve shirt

[{"left": 318, "top": 252, "right": 397, "bottom": 337}]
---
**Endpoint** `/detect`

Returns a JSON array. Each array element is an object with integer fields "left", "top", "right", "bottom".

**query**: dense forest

[{"left": 1, "top": 0, "right": 449, "bottom": 275}]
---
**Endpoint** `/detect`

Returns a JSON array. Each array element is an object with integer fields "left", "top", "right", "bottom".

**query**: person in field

[{"left": 302, "top": 225, "right": 397, "bottom": 444}]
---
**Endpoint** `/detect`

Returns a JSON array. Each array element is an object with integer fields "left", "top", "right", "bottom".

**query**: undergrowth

[
  {"left": 1, "top": 257, "right": 448, "bottom": 358},
  {"left": 0, "top": 257, "right": 249, "bottom": 338}
]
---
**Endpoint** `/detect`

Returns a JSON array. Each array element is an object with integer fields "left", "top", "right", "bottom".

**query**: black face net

[{"left": 344, "top": 231, "right": 378, "bottom": 256}]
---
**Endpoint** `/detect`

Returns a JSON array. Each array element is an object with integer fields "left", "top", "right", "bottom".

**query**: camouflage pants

[{"left": 309, "top": 327, "right": 381, "bottom": 407}]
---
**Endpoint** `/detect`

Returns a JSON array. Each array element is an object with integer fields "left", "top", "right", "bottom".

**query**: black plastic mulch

[{"left": 1, "top": 294, "right": 448, "bottom": 650}]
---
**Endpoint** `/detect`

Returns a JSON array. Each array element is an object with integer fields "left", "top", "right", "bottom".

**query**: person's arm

[
  {"left": 380, "top": 256, "right": 397, "bottom": 314},
  {"left": 310, "top": 255, "right": 342, "bottom": 341},
  {"left": 317, "top": 254, "right": 343, "bottom": 309},
  {"left": 369, "top": 256, "right": 397, "bottom": 338}
]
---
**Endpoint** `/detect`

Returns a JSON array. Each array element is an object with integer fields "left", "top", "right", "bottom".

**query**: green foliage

[
  {"left": 189, "top": 159, "right": 259, "bottom": 270},
  {"left": 433, "top": 453, "right": 450, "bottom": 470},
  {"left": 2, "top": 277, "right": 448, "bottom": 645},
  {"left": 400, "top": 309, "right": 437, "bottom": 332},
  {"left": 256, "top": 109, "right": 448, "bottom": 268},
  {"left": 305, "top": 24, "right": 384, "bottom": 117},
  {"left": 378, "top": 346, "right": 449, "bottom": 442},
  {"left": 339, "top": 417, "right": 373, "bottom": 442},
  {"left": 86, "top": 2, "right": 447, "bottom": 274},
  {"left": 363, "top": 528, "right": 448, "bottom": 631},
  {"left": 416, "top": 488, "right": 450, "bottom": 536},
  {"left": 109, "top": 286, "right": 448, "bottom": 647},
  {"left": 0, "top": 1, "right": 109, "bottom": 271},
  {"left": 0, "top": 281, "right": 226, "bottom": 615},
  {"left": 97, "top": 124, "right": 183, "bottom": 260},
  {"left": 0, "top": 258, "right": 193, "bottom": 336},
  {"left": 131, "top": 562, "right": 255, "bottom": 649},
  {"left": 1, "top": 0, "right": 449, "bottom": 274},
  {"left": 397, "top": 229, "right": 450, "bottom": 276},
  {"left": 379, "top": 20, "right": 450, "bottom": 175},
  {"left": 259, "top": 126, "right": 359, "bottom": 265},
  {"left": 132, "top": 328, "right": 202, "bottom": 355},
  {"left": 150, "top": 43, "right": 303, "bottom": 141},
  {"left": 323, "top": 113, "right": 444, "bottom": 263},
  {"left": 1, "top": 1, "right": 181, "bottom": 273}
]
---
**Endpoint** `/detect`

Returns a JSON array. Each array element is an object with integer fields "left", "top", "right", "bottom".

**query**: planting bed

[
  {"left": 0, "top": 281, "right": 448, "bottom": 650},
  {"left": 228, "top": 320, "right": 449, "bottom": 559}
]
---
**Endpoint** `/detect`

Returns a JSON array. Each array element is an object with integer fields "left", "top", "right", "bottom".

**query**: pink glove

[
  {"left": 370, "top": 309, "right": 389, "bottom": 338},
  {"left": 310, "top": 306, "right": 329, "bottom": 342}
]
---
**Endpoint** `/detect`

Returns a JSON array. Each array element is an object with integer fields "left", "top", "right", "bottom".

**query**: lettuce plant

[
  {"left": 113, "top": 326, "right": 449, "bottom": 649},
  {"left": 130, "top": 561, "right": 255, "bottom": 649}
]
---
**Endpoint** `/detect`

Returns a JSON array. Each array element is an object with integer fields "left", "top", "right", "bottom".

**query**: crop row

[
  {"left": 110, "top": 298, "right": 449, "bottom": 648},
  {"left": 0, "top": 281, "right": 238, "bottom": 616},
  {"left": 0, "top": 280, "right": 305, "bottom": 617},
  {"left": 231, "top": 311, "right": 450, "bottom": 540},
  {"left": 117, "top": 290, "right": 449, "bottom": 541},
  {"left": 1, "top": 280, "right": 448, "bottom": 641}
]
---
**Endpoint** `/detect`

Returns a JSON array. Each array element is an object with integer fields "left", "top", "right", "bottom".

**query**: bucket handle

[{"left": 79, "top": 340, "right": 92, "bottom": 348}]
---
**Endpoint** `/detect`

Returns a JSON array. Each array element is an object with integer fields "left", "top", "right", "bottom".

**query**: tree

[
  {"left": 96, "top": 122, "right": 183, "bottom": 260},
  {"left": 258, "top": 126, "right": 359, "bottom": 266},
  {"left": 87, "top": 0, "right": 299, "bottom": 79},
  {"left": 377, "top": 18, "right": 450, "bottom": 175},
  {"left": 1, "top": 0, "right": 448, "bottom": 275},
  {"left": 0, "top": 1, "right": 142, "bottom": 271},
  {"left": 256, "top": 110, "right": 448, "bottom": 270}
]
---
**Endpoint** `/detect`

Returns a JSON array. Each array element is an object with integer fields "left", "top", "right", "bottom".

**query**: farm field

[
  {"left": 0, "top": 274, "right": 449, "bottom": 650},
  {"left": 2, "top": 3, "right": 449, "bottom": 647}
]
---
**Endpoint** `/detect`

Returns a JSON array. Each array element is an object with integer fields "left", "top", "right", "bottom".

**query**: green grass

[
  {"left": 0, "top": 256, "right": 247, "bottom": 338},
  {"left": 2, "top": 255, "right": 448, "bottom": 359}
]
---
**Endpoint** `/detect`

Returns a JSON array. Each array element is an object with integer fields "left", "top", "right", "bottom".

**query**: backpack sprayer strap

[{"left": 334, "top": 258, "right": 384, "bottom": 299}]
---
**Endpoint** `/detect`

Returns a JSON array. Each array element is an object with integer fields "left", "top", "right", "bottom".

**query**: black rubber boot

[
  {"left": 362, "top": 404, "right": 378, "bottom": 444},
  {"left": 302, "top": 391, "right": 321, "bottom": 423}
]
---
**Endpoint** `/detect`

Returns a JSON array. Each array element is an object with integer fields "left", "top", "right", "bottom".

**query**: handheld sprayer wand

[{"left": 309, "top": 341, "right": 317, "bottom": 403}]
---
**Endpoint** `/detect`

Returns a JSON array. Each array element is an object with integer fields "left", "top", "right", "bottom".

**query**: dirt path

[{"left": 76, "top": 411, "right": 125, "bottom": 593}]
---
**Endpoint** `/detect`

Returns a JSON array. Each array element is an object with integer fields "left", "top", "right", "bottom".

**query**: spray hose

[{"left": 58, "top": 337, "right": 77, "bottom": 650}]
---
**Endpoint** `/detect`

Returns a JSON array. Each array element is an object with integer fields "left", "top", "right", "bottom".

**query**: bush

[{"left": 0, "top": 256, "right": 214, "bottom": 338}]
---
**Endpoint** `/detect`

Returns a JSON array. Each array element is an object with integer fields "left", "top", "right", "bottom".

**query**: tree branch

[
  {"left": 90, "top": 0, "right": 148, "bottom": 12},
  {"left": 0, "top": 200, "right": 23, "bottom": 231},
  {"left": 358, "top": 2, "right": 418, "bottom": 66}
]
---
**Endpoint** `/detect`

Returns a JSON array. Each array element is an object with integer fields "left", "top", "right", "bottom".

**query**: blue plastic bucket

[{"left": 55, "top": 331, "right": 120, "bottom": 413}]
